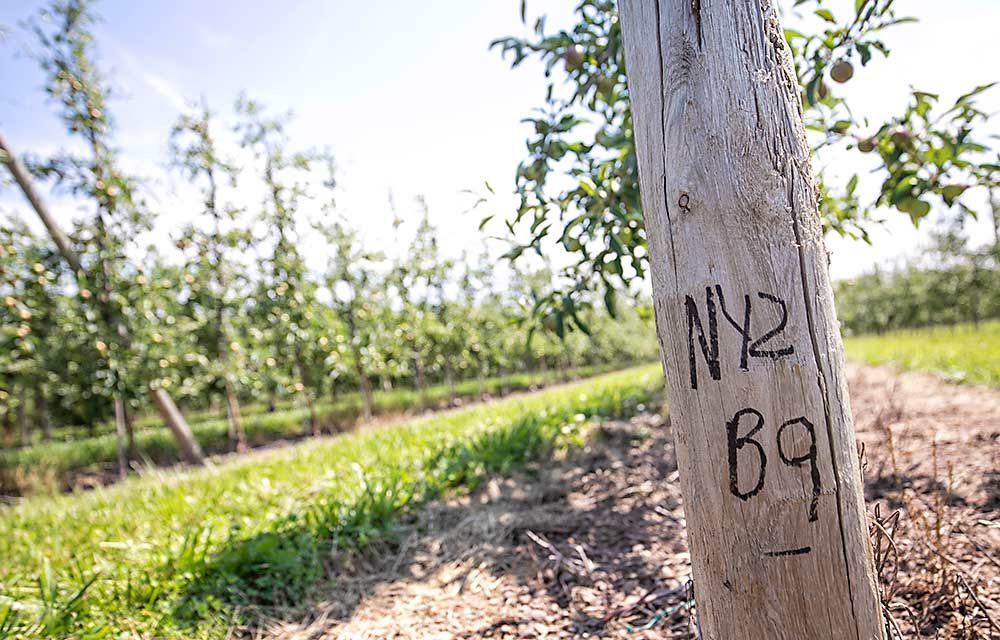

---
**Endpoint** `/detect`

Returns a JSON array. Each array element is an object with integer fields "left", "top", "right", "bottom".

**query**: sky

[{"left": 0, "top": 0, "right": 998, "bottom": 283}]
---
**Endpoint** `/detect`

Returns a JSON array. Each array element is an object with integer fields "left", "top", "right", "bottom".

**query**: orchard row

[{"left": 0, "top": 1, "right": 656, "bottom": 461}]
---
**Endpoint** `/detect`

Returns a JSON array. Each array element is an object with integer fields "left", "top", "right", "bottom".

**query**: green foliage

[
  {"left": 167, "top": 100, "right": 252, "bottom": 407},
  {"left": 0, "top": 365, "right": 663, "bottom": 638},
  {"left": 28, "top": 0, "right": 153, "bottom": 403},
  {"left": 835, "top": 223, "right": 999, "bottom": 335},
  {"left": 180, "top": 529, "right": 321, "bottom": 613},
  {"left": 314, "top": 205, "right": 384, "bottom": 415},
  {"left": 835, "top": 218, "right": 999, "bottom": 385},
  {"left": 489, "top": 0, "right": 640, "bottom": 325},
  {"left": 2, "top": 0, "right": 661, "bottom": 460},
  {"left": 0, "top": 222, "right": 107, "bottom": 432},
  {"left": 844, "top": 321, "right": 1000, "bottom": 387},
  {"left": 236, "top": 96, "right": 327, "bottom": 425},
  {"left": 488, "top": 0, "right": 1000, "bottom": 316},
  {"left": 854, "top": 85, "right": 997, "bottom": 229}
]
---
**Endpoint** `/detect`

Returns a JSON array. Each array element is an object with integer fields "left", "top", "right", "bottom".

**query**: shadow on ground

[{"left": 229, "top": 414, "right": 697, "bottom": 639}]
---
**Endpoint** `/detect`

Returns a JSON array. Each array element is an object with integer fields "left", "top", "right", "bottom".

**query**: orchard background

[{"left": 0, "top": 1, "right": 997, "bottom": 638}]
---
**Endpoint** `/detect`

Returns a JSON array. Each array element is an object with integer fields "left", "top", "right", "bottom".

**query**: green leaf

[
  {"left": 805, "top": 75, "right": 820, "bottom": 107},
  {"left": 855, "top": 42, "right": 871, "bottom": 66},
  {"left": 941, "top": 184, "right": 967, "bottom": 205},
  {"left": 846, "top": 174, "right": 859, "bottom": 195},
  {"left": 954, "top": 82, "right": 996, "bottom": 107},
  {"left": 814, "top": 8, "right": 835, "bottom": 23},
  {"left": 500, "top": 246, "right": 524, "bottom": 261},
  {"left": 897, "top": 197, "right": 931, "bottom": 223},
  {"left": 831, "top": 120, "right": 852, "bottom": 133},
  {"left": 603, "top": 288, "right": 617, "bottom": 318}
]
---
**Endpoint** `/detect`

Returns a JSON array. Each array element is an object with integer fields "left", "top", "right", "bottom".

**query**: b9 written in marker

[{"left": 726, "top": 407, "right": 822, "bottom": 524}]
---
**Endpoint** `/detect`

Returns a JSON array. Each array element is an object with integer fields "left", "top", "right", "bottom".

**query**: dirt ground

[{"left": 254, "top": 363, "right": 1000, "bottom": 640}]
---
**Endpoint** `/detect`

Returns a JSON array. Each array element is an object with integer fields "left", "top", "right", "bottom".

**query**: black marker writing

[
  {"left": 748, "top": 291, "right": 794, "bottom": 359},
  {"left": 777, "top": 416, "right": 821, "bottom": 522},
  {"left": 727, "top": 408, "right": 767, "bottom": 500},
  {"left": 764, "top": 546, "right": 812, "bottom": 557},
  {"left": 715, "top": 285, "right": 752, "bottom": 370},
  {"left": 685, "top": 287, "right": 720, "bottom": 389},
  {"left": 723, "top": 408, "right": 824, "bottom": 523},
  {"left": 685, "top": 285, "right": 793, "bottom": 388},
  {"left": 678, "top": 193, "right": 691, "bottom": 214}
]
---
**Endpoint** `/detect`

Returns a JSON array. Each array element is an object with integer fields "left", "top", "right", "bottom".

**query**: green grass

[
  {"left": 0, "top": 363, "right": 625, "bottom": 495},
  {"left": 0, "top": 364, "right": 664, "bottom": 639},
  {"left": 843, "top": 320, "right": 1000, "bottom": 387},
  {"left": 41, "top": 367, "right": 606, "bottom": 444}
]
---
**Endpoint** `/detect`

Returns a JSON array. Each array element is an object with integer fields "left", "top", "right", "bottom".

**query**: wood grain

[{"left": 618, "top": 0, "right": 885, "bottom": 637}]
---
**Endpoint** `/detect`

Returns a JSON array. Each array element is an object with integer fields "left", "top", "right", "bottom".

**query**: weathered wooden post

[{"left": 618, "top": 1, "right": 885, "bottom": 638}]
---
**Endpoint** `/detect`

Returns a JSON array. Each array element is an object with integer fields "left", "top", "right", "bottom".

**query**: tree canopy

[{"left": 487, "top": 0, "right": 999, "bottom": 329}]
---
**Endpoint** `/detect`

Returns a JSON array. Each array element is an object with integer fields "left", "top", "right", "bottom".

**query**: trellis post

[{"left": 618, "top": 1, "right": 886, "bottom": 637}]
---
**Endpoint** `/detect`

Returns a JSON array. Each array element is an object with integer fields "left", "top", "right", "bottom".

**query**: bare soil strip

[{"left": 251, "top": 363, "right": 999, "bottom": 640}]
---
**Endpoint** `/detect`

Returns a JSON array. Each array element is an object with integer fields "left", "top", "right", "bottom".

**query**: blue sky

[
  {"left": 1, "top": 0, "right": 998, "bottom": 281},
  {"left": 0, "top": 1, "right": 575, "bottom": 272}
]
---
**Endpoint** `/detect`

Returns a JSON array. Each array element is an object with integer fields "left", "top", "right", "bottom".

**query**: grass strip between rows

[
  {"left": 0, "top": 364, "right": 664, "bottom": 639},
  {"left": 843, "top": 320, "right": 1000, "bottom": 387},
  {"left": 1, "top": 363, "right": 627, "bottom": 495}
]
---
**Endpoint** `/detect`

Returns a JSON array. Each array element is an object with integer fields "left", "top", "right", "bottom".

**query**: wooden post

[
  {"left": 17, "top": 386, "right": 30, "bottom": 447},
  {"left": 224, "top": 380, "right": 248, "bottom": 453},
  {"left": 113, "top": 394, "right": 129, "bottom": 479},
  {"left": 619, "top": 1, "right": 885, "bottom": 638},
  {"left": 151, "top": 388, "right": 205, "bottom": 465}
]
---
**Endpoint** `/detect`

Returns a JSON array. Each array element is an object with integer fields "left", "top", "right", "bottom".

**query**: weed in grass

[
  {"left": 0, "top": 560, "right": 102, "bottom": 640},
  {"left": 179, "top": 529, "right": 322, "bottom": 618}
]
